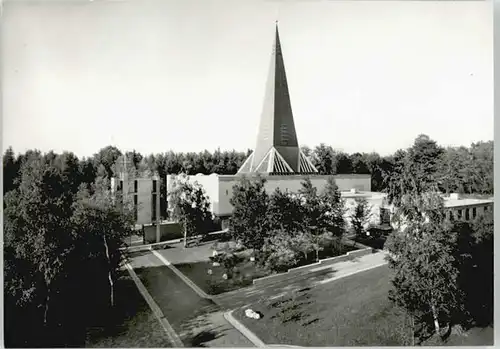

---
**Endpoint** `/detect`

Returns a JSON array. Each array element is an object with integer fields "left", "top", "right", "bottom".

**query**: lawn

[
  {"left": 85, "top": 272, "right": 173, "bottom": 348},
  {"left": 175, "top": 258, "right": 271, "bottom": 295},
  {"left": 233, "top": 265, "right": 414, "bottom": 346},
  {"left": 233, "top": 264, "right": 493, "bottom": 346}
]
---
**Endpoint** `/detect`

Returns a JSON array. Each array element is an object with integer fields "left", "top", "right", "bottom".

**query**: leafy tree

[
  {"left": 168, "top": 174, "right": 213, "bottom": 247},
  {"left": 268, "top": 188, "right": 304, "bottom": 233},
  {"left": 261, "top": 230, "right": 300, "bottom": 273},
  {"left": 3, "top": 146, "right": 21, "bottom": 193},
  {"left": 334, "top": 151, "right": 353, "bottom": 174},
  {"left": 311, "top": 143, "right": 336, "bottom": 174},
  {"left": 3, "top": 152, "right": 136, "bottom": 348},
  {"left": 350, "top": 197, "right": 373, "bottom": 237},
  {"left": 228, "top": 175, "right": 270, "bottom": 251},
  {"left": 350, "top": 152, "right": 370, "bottom": 174},
  {"left": 385, "top": 135, "right": 445, "bottom": 207},
  {"left": 319, "top": 176, "right": 347, "bottom": 239},
  {"left": 385, "top": 192, "right": 462, "bottom": 340},
  {"left": 93, "top": 145, "right": 122, "bottom": 178},
  {"left": 453, "top": 209, "right": 494, "bottom": 327}
]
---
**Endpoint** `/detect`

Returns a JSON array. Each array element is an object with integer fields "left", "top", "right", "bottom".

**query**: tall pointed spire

[{"left": 237, "top": 23, "right": 317, "bottom": 175}]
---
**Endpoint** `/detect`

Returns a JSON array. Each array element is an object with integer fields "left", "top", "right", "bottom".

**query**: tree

[
  {"left": 228, "top": 175, "right": 270, "bottom": 251},
  {"left": 350, "top": 152, "right": 370, "bottom": 174},
  {"left": 267, "top": 188, "right": 304, "bottom": 233},
  {"left": 93, "top": 145, "right": 122, "bottom": 178},
  {"left": 453, "top": 209, "right": 494, "bottom": 327},
  {"left": 71, "top": 183, "right": 134, "bottom": 311},
  {"left": 350, "top": 197, "right": 373, "bottom": 237},
  {"left": 311, "top": 143, "right": 336, "bottom": 174},
  {"left": 385, "top": 192, "right": 462, "bottom": 340},
  {"left": 319, "top": 176, "right": 346, "bottom": 239},
  {"left": 3, "top": 146, "right": 21, "bottom": 193},
  {"left": 4, "top": 156, "right": 78, "bottom": 346},
  {"left": 168, "top": 174, "right": 213, "bottom": 247},
  {"left": 334, "top": 151, "right": 353, "bottom": 174},
  {"left": 385, "top": 135, "right": 444, "bottom": 207},
  {"left": 261, "top": 230, "right": 301, "bottom": 273}
]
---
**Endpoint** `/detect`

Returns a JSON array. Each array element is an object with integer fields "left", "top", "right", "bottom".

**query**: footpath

[
  {"left": 213, "top": 251, "right": 388, "bottom": 310},
  {"left": 127, "top": 252, "right": 253, "bottom": 347}
]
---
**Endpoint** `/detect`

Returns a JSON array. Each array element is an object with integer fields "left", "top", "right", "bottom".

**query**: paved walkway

[
  {"left": 128, "top": 252, "right": 253, "bottom": 347},
  {"left": 213, "top": 251, "right": 388, "bottom": 310},
  {"left": 129, "top": 244, "right": 389, "bottom": 347}
]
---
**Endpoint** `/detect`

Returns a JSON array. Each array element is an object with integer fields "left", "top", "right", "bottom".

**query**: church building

[{"left": 166, "top": 24, "right": 372, "bottom": 228}]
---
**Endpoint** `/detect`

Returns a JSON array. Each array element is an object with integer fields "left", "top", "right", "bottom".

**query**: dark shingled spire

[{"left": 237, "top": 23, "right": 317, "bottom": 175}]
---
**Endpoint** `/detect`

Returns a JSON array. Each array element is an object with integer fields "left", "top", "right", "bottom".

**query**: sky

[{"left": 2, "top": 0, "right": 493, "bottom": 158}]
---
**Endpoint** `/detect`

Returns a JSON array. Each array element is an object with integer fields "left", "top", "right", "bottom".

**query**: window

[
  {"left": 458, "top": 210, "right": 462, "bottom": 219},
  {"left": 473, "top": 207, "right": 477, "bottom": 219},
  {"left": 152, "top": 194, "right": 157, "bottom": 221},
  {"left": 448, "top": 210, "right": 453, "bottom": 220},
  {"left": 226, "top": 189, "right": 229, "bottom": 195},
  {"left": 152, "top": 180, "right": 157, "bottom": 193},
  {"left": 134, "top": 195, "right": 138, "bottom": 221},
  {"left": 134, "top": 180, "right": 138, "bottom": 193},
  {"left": 119, "top": 180, "right": 123, "bottom": 191},
  {"left": 465, "top": 208, "right": 470, "bottom": 221}
]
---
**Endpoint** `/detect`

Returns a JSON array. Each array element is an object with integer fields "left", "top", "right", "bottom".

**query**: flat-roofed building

[
  {"left": 443, "top": 193, "right": 493, "bottom": 222},
  {"left": 111, "top": 174, "right": 162, "bottom": 226}
]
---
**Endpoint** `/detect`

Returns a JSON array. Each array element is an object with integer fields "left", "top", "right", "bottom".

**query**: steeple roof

[{"left": 237, "top": 24, "right": 318, "bottom": 175}]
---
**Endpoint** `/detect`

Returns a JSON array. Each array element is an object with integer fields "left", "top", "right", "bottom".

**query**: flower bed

[{"left": 175, "top": 258, "right": 270, "bottom": 295}]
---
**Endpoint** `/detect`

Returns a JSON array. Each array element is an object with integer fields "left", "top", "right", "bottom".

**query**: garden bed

[
  {"left": 293, "top": 243, "right": 359, "bottom": 268},
  {"left": 175, "top": 259, "right": 271, "bottom": 295},
  {"left": 175, "top": 241, "right": 363, "bottom": 295}
]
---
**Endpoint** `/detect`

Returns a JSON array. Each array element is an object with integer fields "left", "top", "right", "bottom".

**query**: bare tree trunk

[
  {"left": 44, "top": 290, "right": 50, "bottom": 325},
  {"left": 103, "top": 235, "right": 114, "bottom": 307},
  {"left": 431, "top": 303, "right": 440, "bottom": 335},
  {"left": 183, "top": 224, "right": 188, "bottom": 248},
  {"left": 410, "top": 313, "right": 415, "bottom": 346}
]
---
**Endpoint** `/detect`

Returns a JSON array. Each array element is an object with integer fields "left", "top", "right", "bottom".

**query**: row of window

[{"left": 448, "top": 205, "right": 489, "bottom": 221}]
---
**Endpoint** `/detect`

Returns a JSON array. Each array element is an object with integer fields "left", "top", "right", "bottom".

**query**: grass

[
  {"left": 233, "top": 265, "right": 493, "bottom": 347},
  {"left": 233, "top": 265, "right": 413, "bottom": 346},
  {"left": 175, "top": 258, "right": 271, "bottom": 295},
  {"left": 85, "top": 272, "right": 173, "bottom": 348}
]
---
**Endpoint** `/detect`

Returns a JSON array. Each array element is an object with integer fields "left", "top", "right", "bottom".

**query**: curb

[
  {"left": 121, "top": 229, "right": 229, "bottom": 252},
  {"left": 223, "top": 309, "right": 266, "bottom": 348},
  {"left": 124, "top": 263, "right": 185, "bottom": 347},
  {"left": 151, "top": 249, "right": 213, "bottom": 300},
  {"left": 314, "top": 261, "right": 388, "bottom": 285}
]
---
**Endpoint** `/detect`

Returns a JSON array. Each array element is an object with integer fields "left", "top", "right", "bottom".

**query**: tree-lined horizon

[{"left": 4, "top": 135, "right": 494, "bottom": 201}]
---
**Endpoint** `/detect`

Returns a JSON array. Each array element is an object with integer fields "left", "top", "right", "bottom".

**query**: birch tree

[{"left": 385, "top": 192, "right": 462, "bottom": 340}]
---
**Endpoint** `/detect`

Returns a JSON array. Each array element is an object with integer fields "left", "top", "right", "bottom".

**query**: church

[
  {"left": 115, "top": 24, "right": 493, "bottom": 238},
  {"left": 166, "top": 24, "right": 373, "bottom": 228}
]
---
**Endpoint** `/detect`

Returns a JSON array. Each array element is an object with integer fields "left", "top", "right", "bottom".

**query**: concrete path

[
  {"left": 311, "top": 250, "right": 388, "bottom": 285},
  {"left": 213, "top": 251, "right": 388, "bottom": 310},
  {"left": 128, "top": 251, "right": 253, "bottom": 347}
]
